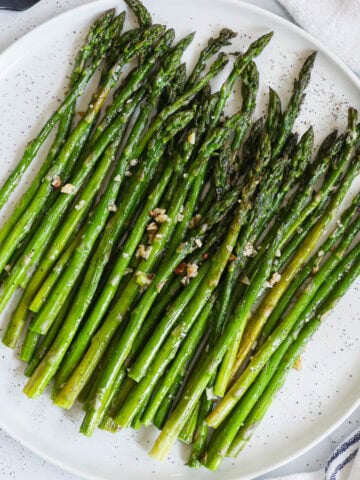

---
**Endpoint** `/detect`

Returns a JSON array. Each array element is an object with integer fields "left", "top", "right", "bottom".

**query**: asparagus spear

[
  {"left": 226, "top": 192, "right": 359, "bottom": 381},
  {"left": 125, "top": 0, "right": 152, "bottom": 27},
  {"left": 150, "top": 135, "right": 359, "bottom": 461},
  {"left": 101, "top": 25, "right": 231, "bottom": 151},
  {"left": 52, "top": 99, "right": 207, "bottom": 395},
  {"left": 88, "top": 27, "right": 179, "bottom": 145},
  {"left": 1, "top": 89, "right": 144, "bottom": 347},
  {"left": 261, "top": 191, "right": 360, "bottom": 339},
  {"left": 129, "top": 128, "right": 270, "bottom": 383},
  {"left": 202, "top": 206, "right": 360, "bottom": 468},
  {"left": 1, "top": 29, "right": 190, "bottom": 346},
  {"left": 203, "top": 324, "right": 297, "bottom": 470},
  {"left": 242, "top": 117, "right": 264, "bottom": 167},
  {"left": 26, "top": 35, "right": 193, "bottom": 321},
  {"left": 163, "top": 36, "right": 268, "bottom": 231},
  {"left": 125, "top": 55, "right": 260, "bottom": 388},
  {"left": 26, "top": 36, "right": 199, "bottom": 386},
  {"left": 2, "top": 5, "right": 357, "bottom": 469},
  {"left": 53, "top": 138, "right": 192, "bottom": 400},
  {"left": 0, "top": 11, "right": 121, "bottom": 213},
  {"left": 178, "top": 404, "right": 200, "bottom": 444},
  {"left": 108, "top": 133, "right": 271, "bottom": 436},
  {"left": 111, "top": 268, "right": 212, "bottom": 429},
  {"left": 186, "top": 28, "right": 236, "bottom": 87},
  {"left": 226, "top": 113, "right": 358, "bottom": 375},
  {"left": 141, "top": 296, "right": 215, "bottom": 426},
  {"left": 22, "top": 109, "right": 193, "bottom": 398},
  {"left": 189, "top": 125, "right": 302, "bottom": 465},
  {"left": 95, "top": 233, "right": 224, "bottom": 420},
  {"left": 136, "top": 32, "right": 273, "bottom": 156},
  {"left": 3, "top": 11, "right": 123, "bottom": 223},
  {"left": 0, "top": 25, "right": 165, "bottom": 279},
  {"left": 52, "top": 113, "right": 243, "bottom": 412},
  {"left": 213, "top": 127, "right": 314, "bottom": 396},
  {"left": 206, "top": 155, "right": 360, "bottom": 428},
  {"left": 227, "top": 253, "right": 360, "bottom": 459},
  {"left": 265, "top": 87, "right": 282, "bottom": 142},
  {"left": 227, "top": 129, "right": 339, "bottom": 321},
  {"left": 88, "top": 294, "right": 215, "bottom": 436},
  {"left": 272, "top": 52, "right": 316, "bottom": 158},
  {"left": 159, "top": 63, "right": 187, "bottom": 111},
  {"left": 214, "top": 61, "right": 260, "bottom": 200}
]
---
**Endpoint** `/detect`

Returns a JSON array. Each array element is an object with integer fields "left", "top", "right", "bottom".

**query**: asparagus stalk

[
  {"left": 136, "top": 32, "right": 273, "bottom": 156},
  {"left": 106, "top": 232, "right": 220, "bottom": 386},
  {"left": 0, "top": 11, "right": 119, "bottom": 213},
  {"left": 214, "top": 61, "right": 259, "bottom": 200},
  {"left": 227, "top": 253, "right": 360, "bottom": 459},
  {"left": 1, "top": 29, "right": 190, "bottom": 346},
  {"left": 206, "top": 155, "right": 360, "bottom": 428},
  {"left": 126, "top": 55, "right": 261, "bottom": 386},
  {"left": 202, "top": 207, "right": 360, "bottom": 469},
  {"left": 203, "top": 325, "right": 297, "bottom": 470},
  {"left": 186, "top": 28, "right": 236, "bottom": 87},
  {"left": 260, "top": 191, "right": 360, "bottom": 339},
  {"left": 86, "top": 294, "right": 214, "bottom": 436},
  {"left": 1, "top": 89, "right": 144, "bottom": 347},
  {"left": 227, "top": 122, "right": 358, "bottom": 376},
  {"left": 30, "top": 35, "right": 201, "bottom": 382},
  {"left": 23, "top": 109, "right": 194, "bottom": 398},
  {"left": 225, "top": 193, "right": 357, "bottom": 381},
  {"left": 138, "top": 294, "right": 215, "bottom": 427},
  {"left": 23, "top": 287, "right": 83, "bottom": 377},
  {"left": 129, "top": 128, "right": 270, "bottom": 383},
  {"left": 28, "top": 32, "right": 186, "bottom": 317},
  {"left": 109, "top": 133, "right": 271, "bottom": 439},
  {"left": 51, "top": 111, "right": 205, "bottom": 395},
  {"left": 112, "top": 282, "right": 214, "bottom": 429},
  {"left": 190, "top": 123, "right": 303, "bottom": 465},
  {"left": 1, "top": 87, "right": 143, "bottom": 292},
  {"left": 53, "top": 145, "right": 187, "bottom": 398},
  {"left": 156, "top": 35, "right": 269, "bottom": 235},
  {"left": 152, "top": 378, "right": 181, "bottom": 430},
  {"left": 213, "top": 127, "right": 314, "bottom": 396},
  {"left": 88, "top": 27, "right": 180, "bottom": 145},
  {"left": 227, "top": 129, "right": 339, "bottom": 321},
  {"left": 52, "top": 113, "right": 243, "bottom": 412},
  {"left": 242, "top": 117, "right": 264, "bottom": 168},
  {"left": 249, "top": 129, "right": 344, "bottom": 276},
  {"left": 178, "top": 404, "right": 200, "bottom": 444},
  {"left": 125, "top": 0, "right": 152, "bottom": 27},
  {"left": 150, "top": 137, "right": 359, "bottom": 461},
  {"left": 159, "top": 62, "right": 187, "bottom": 111},
  {"left": 26, "top": 35, "right": 194, "bottom": 328},
  {"left": 265, "top": 87, "right": 282, "bottom": 142},
  {"left": 0, "top": 25, "right": 165, "bottom": 279},
  {"left": 187, "top": 387, "right": 214, "bottom": 467},
  {"left": 272, "top": 52, "right": 316, "bottom": 158}
]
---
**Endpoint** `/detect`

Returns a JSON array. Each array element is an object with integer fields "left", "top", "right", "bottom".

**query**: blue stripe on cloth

[
  {"left": 328, "top": 449, "right": 358, "bottom": 480},
  {"left": 325, "top": 431, "right": 360, "bottom": 473}
]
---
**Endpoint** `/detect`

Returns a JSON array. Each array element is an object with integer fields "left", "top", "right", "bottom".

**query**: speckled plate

[{"left": 0, "top": 1, "right": 359, "bottom": 479}]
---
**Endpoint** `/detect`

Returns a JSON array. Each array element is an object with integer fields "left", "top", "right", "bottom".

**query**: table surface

[{"left": 0, "top": 1, "right": 359, "bottom": 479}]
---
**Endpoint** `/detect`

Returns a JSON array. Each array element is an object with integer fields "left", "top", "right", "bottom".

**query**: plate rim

[{"left": 0, "top": 1, "right": 359, "bottom": 479}]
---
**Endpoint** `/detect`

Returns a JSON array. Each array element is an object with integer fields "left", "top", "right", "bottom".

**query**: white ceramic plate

[{"left": 0, "top": 1, "right": 359, "bottom": 479}]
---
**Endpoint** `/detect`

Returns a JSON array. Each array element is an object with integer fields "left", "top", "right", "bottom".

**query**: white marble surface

[{"left": 0, "top": 1, "right": 359, "bottom": 479}]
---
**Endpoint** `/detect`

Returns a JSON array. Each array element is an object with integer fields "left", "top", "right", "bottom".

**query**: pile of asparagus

[{"left": 1, "top": 0, "right": 359, "bottom": 470}]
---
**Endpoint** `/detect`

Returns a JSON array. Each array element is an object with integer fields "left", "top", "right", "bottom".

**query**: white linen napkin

[
  {"left": 268, "top": 428, "right": 360, "bottom": 480},
  {"left": 277, "top": 0, "right": 360, "bottom": 72}
]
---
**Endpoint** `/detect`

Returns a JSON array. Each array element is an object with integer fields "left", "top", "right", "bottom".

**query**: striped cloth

[{"left": 269, "top": 429, "right": 360, "bottom": 479}]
